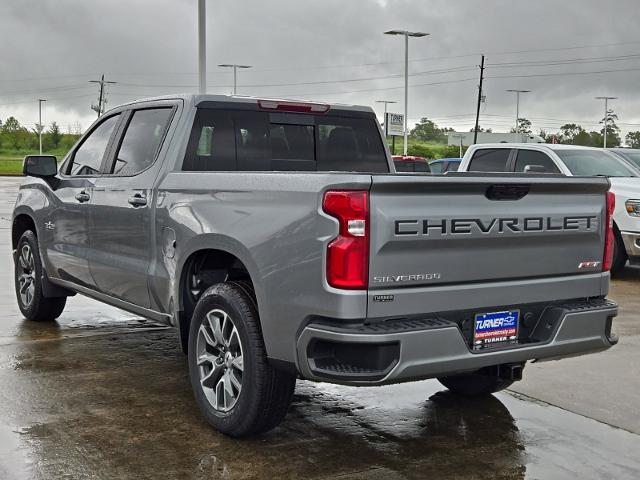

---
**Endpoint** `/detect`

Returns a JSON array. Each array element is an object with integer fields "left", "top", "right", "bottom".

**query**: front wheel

[
  {"left": 14, "top": 231, "right": 66, "bottom": 321},
  {"left": 188, "top": 282, "right": 296, "bottom": 437}
]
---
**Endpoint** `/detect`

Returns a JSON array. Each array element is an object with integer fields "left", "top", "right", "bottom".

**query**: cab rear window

[
  {"left": 468, "top": 149, "right": 511, "bottom": 172},
  {"left": 183, "top": 109, "right": 389, "bottom": 173}
]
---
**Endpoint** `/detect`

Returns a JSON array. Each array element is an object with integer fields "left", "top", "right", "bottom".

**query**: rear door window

[
  {"left": 316, "top": 117, "right": 387, "bottom": 172},
  {"left": 468, "top": 149, "right": 511, "bottom": 172},
  {"left": 110, "top": 108, "right": 173, "bottom": 176},
  {"left": 182, "top": 108, "right": 389, "bottom": 173},
  {"left": 514, "top": 150, "right": 560, "bottom": 173},
  {"left": 182, "top": 111, "right": 236, "bottom": 171}
]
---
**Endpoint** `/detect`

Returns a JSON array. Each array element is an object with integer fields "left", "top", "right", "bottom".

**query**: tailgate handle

[{"left": 485, "top": 184, "right": 530, "bottom": 201}]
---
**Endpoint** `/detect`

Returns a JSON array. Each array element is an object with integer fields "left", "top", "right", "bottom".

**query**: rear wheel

[
  {"left": 14, "top": 231, "right": 66, "bottom": 321},
  {"left": 437, "top": 369, "right": 516, "bottom": 397},
  {"left": 188, "top": 282, "right": 296, "bottom": 437}
]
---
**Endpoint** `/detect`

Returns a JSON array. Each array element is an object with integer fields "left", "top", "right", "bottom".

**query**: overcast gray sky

[{"left": 1, "top": 0, "right": 640, "bottom": 138}]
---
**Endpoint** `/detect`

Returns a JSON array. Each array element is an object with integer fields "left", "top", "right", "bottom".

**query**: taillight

[
  {"left": 323, "top": 190, "right": 369, "bottom": 289},
  {"left": 603, "top": 191, "right": 616, "bottom": 272}
]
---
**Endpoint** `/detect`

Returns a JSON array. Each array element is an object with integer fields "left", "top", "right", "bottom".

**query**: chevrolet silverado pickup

[{"left": 13, "top": 95, "right": 618, "bottom": 437}]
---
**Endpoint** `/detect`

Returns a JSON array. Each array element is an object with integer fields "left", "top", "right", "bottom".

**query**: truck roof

[
  {"left": 107, "top": 93, "right": 375, "bottom": 114},
  {"left": 469, "top": 142, "right": 605, "bottom": 152}
]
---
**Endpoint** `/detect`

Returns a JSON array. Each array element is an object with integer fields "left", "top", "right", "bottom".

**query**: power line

[
  {"left": 114, "top": 65, "right": 477, "bottom": 90},
  {"left": 0, "top": 84, "right": 91, "bottom": 96},
  {"left": 285, "top": 77, "right": 478, "bottom": 98},
  {"left": 483, "top": 39, "right": 640, "bottom": 57},
  {"left": 2, "top": 38, "right": 640, "bottom": 86},
  {"left": 0, "top": 93, "right": 95, "bottom": 107},
  {"left": 487, "top": 53, "right": 640, "bottom": 68},
  {"left": 487, "top": 65, "right": 640, "bottom": 80}
]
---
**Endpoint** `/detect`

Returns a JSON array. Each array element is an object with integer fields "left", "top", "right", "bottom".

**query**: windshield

[
  {"left": 556, "top": 149, "right": 638, "bottom": 177},
  {"left": 619, "top": 151, "right": 640, "bottom": 169}
]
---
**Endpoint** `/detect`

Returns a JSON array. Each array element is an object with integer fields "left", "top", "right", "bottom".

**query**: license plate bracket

[{"left": 473, "top": 310, "right": 519, "bottom": 350}]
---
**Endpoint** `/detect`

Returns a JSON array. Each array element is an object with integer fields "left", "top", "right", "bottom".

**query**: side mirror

[
  {"left": 23, "top": 155, "right": 58, "bottom": 178},
  {"left": 523, "top": 164, "right": 547, "bottom": 173}
]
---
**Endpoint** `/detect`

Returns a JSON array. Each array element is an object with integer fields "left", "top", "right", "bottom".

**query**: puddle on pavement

[
  {"left": 0, "top": 329, "right": 638, "bottom": 480},
  {"left": 0, "top": 294, "right": 167, "bottom": 345}
]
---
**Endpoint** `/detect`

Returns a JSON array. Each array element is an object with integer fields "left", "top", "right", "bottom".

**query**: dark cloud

[{"left": 1, "top": 0, "right": 639, "bottom": 136}]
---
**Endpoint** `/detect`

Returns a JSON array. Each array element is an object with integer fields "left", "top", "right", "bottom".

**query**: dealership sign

[{"left": 385, "top": 112, "right": 404, "bottom": 136}]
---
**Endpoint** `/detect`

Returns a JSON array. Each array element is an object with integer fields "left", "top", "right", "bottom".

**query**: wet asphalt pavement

[{"left": 0, "top": 177, "right": 639, "bottom": 479}]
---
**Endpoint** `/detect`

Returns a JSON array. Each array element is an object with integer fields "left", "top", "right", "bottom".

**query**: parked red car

[{"left": 392, "top": 155, "right": 431, "bottom": 173}]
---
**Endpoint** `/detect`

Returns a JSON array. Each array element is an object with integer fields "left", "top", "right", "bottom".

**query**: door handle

[
  {"left": 75, "top": 191, "right": 90, "bottom": 203},
  {"left": 128, "top": 194, "right": 147, "bottom": 207}
]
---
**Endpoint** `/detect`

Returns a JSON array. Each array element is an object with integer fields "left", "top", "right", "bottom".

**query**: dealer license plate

[{"left": 473, "top": 310, "right": 519, "bottom": 349}]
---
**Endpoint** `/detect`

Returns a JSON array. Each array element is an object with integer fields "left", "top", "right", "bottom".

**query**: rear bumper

[
  {"left": 296, "top": 300, "right": 618, "bottom": 385},
  {"left": 620, "top": 230, "right": 640, "bottom": 258}
]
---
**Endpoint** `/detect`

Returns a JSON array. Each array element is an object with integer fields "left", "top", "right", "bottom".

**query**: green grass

[
  {"left": 0, "top": 156, "right": 25, "bottom": 175},
  {"left": 386, "top": 137, "right": 464, "bottom": 158},
  {"left": 0, "top": 148, "right": 70, "bottom": 175}
]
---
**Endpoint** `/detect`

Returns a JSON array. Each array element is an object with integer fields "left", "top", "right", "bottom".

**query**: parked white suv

[{"left": 458, "top": 143, "right": 640, "bottom": 274}]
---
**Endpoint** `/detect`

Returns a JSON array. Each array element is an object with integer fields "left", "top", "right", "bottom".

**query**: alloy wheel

[
  {"left": 196, "top": 308, "right": 244, "bottom": 412},
  {"left": 17, "top": 244, "right": 36, "bottom": 308}
]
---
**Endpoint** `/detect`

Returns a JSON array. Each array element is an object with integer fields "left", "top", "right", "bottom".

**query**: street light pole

[
  {"left": 596, "top": 96, "right": 617, "bottom": 148},
  {"left": 218, "top": 64, "right": 253, "bottom": 94},
  {"left": 198, "top": 0, "right": 206, "bottom": 94},
  {"left": 506, "top": 89, "right": 531, "bottom": 133},
  {"left": 384, "top": 30, "right": 429, "bottom": 156},
  {"left": 403, "top": 33, "right": 409, "bottom": 155},
  {"left": 38, "top": 99, "right": 46, "bottom": 155}
]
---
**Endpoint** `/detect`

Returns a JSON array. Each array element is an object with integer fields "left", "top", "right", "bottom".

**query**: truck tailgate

[{"left": 368, "top": 174, "right": 609, "bottom": 292}]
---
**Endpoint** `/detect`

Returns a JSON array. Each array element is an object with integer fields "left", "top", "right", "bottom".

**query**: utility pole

[
  {"left": 506, "top": 89, "right": 531, "bottom": 133},
  {"left": 473, "top": 55, "right": 485, "bottom": 144},
  {"left": 37, "top": 99, "right": 47, "bottom": 155},
  {"left": 596, "top": 96, "right": 617, "bottom": 148},
  {"left": 198, "top": 0, "right": 206, "bottom": 94},
  {"left": 218, "top": 64, "right": 253, "bottom": 94},
  {"left": 90, "top": 74, "right": 117, "bottom": 117},
  {"left": 384, "top": 30, "right": 429, "bottom": 156},
  {"left": 376, "top": 100, "right": 398, "bottom": 137}
]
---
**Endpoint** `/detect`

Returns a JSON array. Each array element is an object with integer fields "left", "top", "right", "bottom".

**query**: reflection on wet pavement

[{"left": 0, "top": 329, "right": 639, "bottom": 479}]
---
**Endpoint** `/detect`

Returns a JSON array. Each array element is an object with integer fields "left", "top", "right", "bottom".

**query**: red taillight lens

[
  {"left": 603, "top": 191, "right": 616, "bottom": 272},
  {"left": 258, "top": 99, "right": 330, "bottom": 114},
  {"left": 323, "top": 190, "right": 369, "bottom": 289}
]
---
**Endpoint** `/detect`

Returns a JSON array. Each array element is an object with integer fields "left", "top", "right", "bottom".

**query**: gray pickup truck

[{"left": 13, "top": 95, "right": 618, "bottom": 436}]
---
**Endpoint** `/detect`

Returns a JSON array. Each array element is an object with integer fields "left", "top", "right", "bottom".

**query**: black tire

[
  {"left": 610, "top": 232, "right": 627, "bottom": 276},
  {"left": 437, "top": 371, "right": 513, "bottom": 397},
  {"left": 14, "top": 231, "right": 66, "bottom": 321},
  {"left": 188, "top": 281, "right": 296, "bottom": 437}
]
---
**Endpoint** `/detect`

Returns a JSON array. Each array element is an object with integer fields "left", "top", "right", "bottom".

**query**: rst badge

[{"left": 578, "top": 261, "right": 601, "bottom": 269}]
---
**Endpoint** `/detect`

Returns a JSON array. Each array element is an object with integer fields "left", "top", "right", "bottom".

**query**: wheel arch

[
  {"left": 12, "top": 213, "right": 37, "bottom": 250},
  {"left": 174, "top": 238, "right": 263, "bottom": 354}
]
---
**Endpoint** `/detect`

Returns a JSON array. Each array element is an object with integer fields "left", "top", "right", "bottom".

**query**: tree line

[
  {"left": 408, "top": 109, "right": 640, "bottom": 148},
  {"left": 0, "top": 116, "right": 81, "bottom": 153}
]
